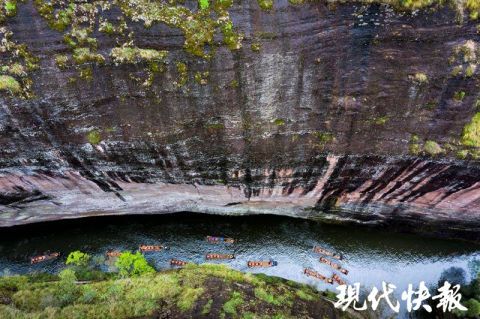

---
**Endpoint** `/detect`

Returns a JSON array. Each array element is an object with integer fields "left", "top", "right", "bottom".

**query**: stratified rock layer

[{"left": 1, "top": 1, "right": 479, "bottom": 241}]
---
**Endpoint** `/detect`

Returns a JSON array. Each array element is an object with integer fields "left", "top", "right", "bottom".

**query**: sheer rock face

[{"left": 1, "top": 1, "right": 480, "bottom": 240}]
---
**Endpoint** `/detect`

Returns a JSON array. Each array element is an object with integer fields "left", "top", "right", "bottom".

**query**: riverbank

[{"left": 0, "top": 263, "right": 360, "bottom": 319}]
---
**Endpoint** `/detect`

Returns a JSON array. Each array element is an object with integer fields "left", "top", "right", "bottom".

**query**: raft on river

[
  {"left": 139, "top": 245, "right": 168, "bottom": 252},
  {"left": 206, "top": 253, "right": 235, "bottom": 260},
  {"left": 206, "top": 236, "right": 235, "bottom": 244},
  {"left": 313, "top": 246, "right": 343, "bottom": 260},
  {"left": 303, "top": 268, "right": 333, "bottom": 284},
  {"left": 247, "top": 260, "right": 278, "bottom": 268},
  {"left": 170, "top": 258, "right": 189, "bottom": 266},
  {"left": 106, "top": 250, "right": 121, "bottom": 258},
  {"left": 332, "top": 273, "right": 347, "bottom": 285},
  {"left": 31, "top": 252, "right": 60, "bottom": 264},
  {"left": 319, "top": 257, "right": 349, "bottom": 275}
]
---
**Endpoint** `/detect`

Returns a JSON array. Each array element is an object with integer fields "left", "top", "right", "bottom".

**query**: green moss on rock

[
  {"left": 454, "top": 91, "right": 466, "bottom": 101},
  {"left": 87, "top": 130, "right": 102, "bottom": 145},
  {"left": 0, "top": 75, "right": 21, "bottom": 94},
  {"left": 111, "top": 47, "right": 168, "bottom": 64},
  {"left": 175, "top": 61, "right": 188, "bottom": 87},
  {"left": 72, "top": 48, "right": 105, "bottom": 65},
  {"left": 424, "top": 140, "right": 443, "bottom": 155},
  {"left": 257, "top": 0, "right": 273, "bottom": 10},
  {"left": 462, "top": 112, "right": 480, "bottom": 147},
  {"left": 55, "top": 54, "right": 69, "bottom": 69},
  {"left": 194, "top": 71, "right": 209, "bottom": 85}
]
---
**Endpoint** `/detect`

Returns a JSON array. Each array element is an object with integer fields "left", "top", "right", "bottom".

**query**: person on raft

[
  {"left": 206, "top": 236, "right": 235, "bottom": 244},
  {"left": 139, "top": 245, "right": 168, "bottom": 252},
  {"left": 206, "top": 253, "right": 235, "bottom": 260},
  {"left": 247, "top": 260, "right": 278, "bottom": 267},
  {"left": 170, "top": 258, "right": 188, "bottom": 266},
  {"left": 30, "top": 252, "right": 60, "bottom": 264}
]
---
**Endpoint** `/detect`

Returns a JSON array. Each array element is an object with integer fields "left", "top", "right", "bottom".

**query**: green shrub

[
  {"left": 5, "top": 1, "right": 17, "bottom": 17},
  {"left": 199, "top": 0, "right": 209, "bottom": 10},
  {"left": 115, "top": 252, "right": 155, "bottom": 278},
  {"left": 66, "top": 251, "right": 90, "bottom": 267},
  {"left": 56, "top": 269, "right": 79, "bottom": 306}
]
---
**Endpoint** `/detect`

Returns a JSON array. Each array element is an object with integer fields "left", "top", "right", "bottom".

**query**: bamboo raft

[
  {"left": 139, "top": 245, "right": 168, "bottom": 252},
  {"left": 206, "top": 253, "right": 235, "bottom": 260},
  {"left": 206, "top": 236, "right": 235, "bottom": 244},
  {"left": 106, "top": 250, "right": 121, "bottom": 258},
  {"left": 313, "top": 246, "right": 343, "bottom": 260},
  {"left": 31, "top": 252, "right": 60, "bottom": 264},
  {"left": 303, "top": 268, "right": 333, "bottom": 284},
  {"left": 247, "top": 260, "right": 278, "bottom": 268},
  {"left": 332, "top": 273, "right": 346, "bottom": 285},
  {"left": 170, "top": 258, "right": 188, "bottom": 266},
  {"left": 319, "top": 257, "right": 349, "bottom": 275}
]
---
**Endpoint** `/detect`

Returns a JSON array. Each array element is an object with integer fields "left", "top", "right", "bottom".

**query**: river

[{"left": 0, "top": 213, "right": 479, "bottom": 317}]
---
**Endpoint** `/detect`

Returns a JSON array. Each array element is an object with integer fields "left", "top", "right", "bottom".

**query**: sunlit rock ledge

[{"left": 1, "top": 154, "right": 479, "bottom": 242}]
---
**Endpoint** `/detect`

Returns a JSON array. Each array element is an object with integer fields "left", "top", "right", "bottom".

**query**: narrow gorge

[{"left": 1, "top": 0, "right": 480, "bottom": 242}]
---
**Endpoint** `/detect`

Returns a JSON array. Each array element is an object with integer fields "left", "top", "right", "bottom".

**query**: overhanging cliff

[{"left": 1, "top": 0, "right": 480, "bottom": 240}]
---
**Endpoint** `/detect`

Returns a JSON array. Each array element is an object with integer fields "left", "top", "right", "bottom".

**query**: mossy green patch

[
  {"left": 411, "top": 72, "right": 428, "bottom": 83},
  {"left": 194, "top": 71, "right": 209, "bottom": 85},
  {"left": 87, "top": 130, "right": 102, "bottom": 145},
  {"left": 454, "top": 91, "right": 466, "bottom": 101},
  {"left": 223, "top": 291, "right": 243, "bottom": 315},
  {"left": 273, "top": 118, "right": 286, "bottom": 126},
  {"left": 175, "top": 62, "right": 188, "bottom": 87},
  {"left": 312, "top": 131, "right": 334, "bottom": 144},
  {"left": 111, "top": 47, "right": 168, "bottom": 64},
  {"left": 4, "top": 1, "right": 16, "bottom": 17},
  {"left": 251, "top": 42, "right": 261, "bottom": 52},
  {"left": 462, "top": 112, "right": 480, "bottom": 147},
  {"left": 199, "top": 0, "right": 209, "bottom": 10},
  {"left": 72, "top": 48, "right": 105, "bottom": 65},
  {"left": 409, "top": 134, "right": 421, "bottom": 155},
  {"left": 373, "top": 116, "right": 389, "bottom": 125},
  {"left": 424, "top": 140, "right": 443, "bottom": 156},
  {"left": 465, "top": 64, "right": 476, "bottom": 77},
  {"left": 257, "top": 0, "right": 273, "bottom": 10},
  {"left": 177, "top": 287, "right": 204, "bottom": 311},
  {"left": 201, "top": 299, "right": 213, "bottom": 315},
  {"left": 0, "top": 75, "right": 21, "bottom": 94},
  {"left": 55, "top": 54, "right": 69, "bottom": 69}
]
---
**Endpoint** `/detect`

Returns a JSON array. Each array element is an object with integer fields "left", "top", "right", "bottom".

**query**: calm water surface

[{"left": 0, "top": 213, "right": 479, "bottom": 315}]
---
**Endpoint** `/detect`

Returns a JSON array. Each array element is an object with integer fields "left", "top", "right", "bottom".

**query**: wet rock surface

[{"left": 1, "top": 1, "right": 479, "bottom": 240}]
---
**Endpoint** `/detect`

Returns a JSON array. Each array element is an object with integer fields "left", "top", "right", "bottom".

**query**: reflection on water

[{"left": 0, "top": 213, "right": 479, "bottom": 311}]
